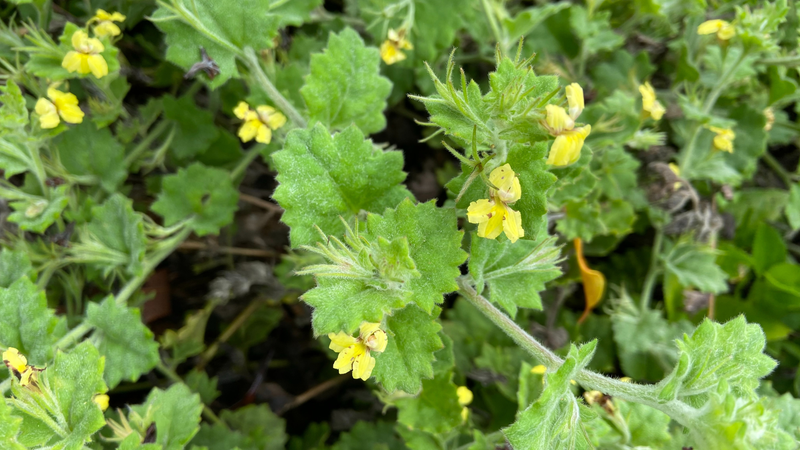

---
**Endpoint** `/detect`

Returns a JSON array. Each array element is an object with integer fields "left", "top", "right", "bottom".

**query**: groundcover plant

[{"left": 2, "top": 0, "right": 800, "bottom": 448}]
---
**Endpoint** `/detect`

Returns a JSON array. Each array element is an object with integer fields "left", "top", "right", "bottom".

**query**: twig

[
  {"left": 277, "top": 374, "right": 350, "bottom": 415},
  {"left": 196, "top": 299, "right": 268, "bottom": 370},
  {"left": 239, "top": 193, "right": 283, "bottom": 213},
  {"left": 179, "top": 241, "right": 278, "bottom": 257}
]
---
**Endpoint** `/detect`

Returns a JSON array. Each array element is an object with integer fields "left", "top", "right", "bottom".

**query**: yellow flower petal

[
  {"left": 35, "top": 98, "right": 60, "bottom": 129},
  {"left": 477, "top": 205, "right": 505, "bottom": 240},
  {"left": 234, "top": 102, "right": 250, "bottom": 119},
  {"left": 328, "top": 332, "right": 358, "bottom": 352},
  {"left": 502, "top": 207, "right": 524, "bottom": 243},
  {"left": 575, "top": 238, "right": 606, "bottom": 324},
  {"left": 351, "top": 350, "right": 375, "bottom": 380},
  {"left": 545, "top": 104, "right": 574, "bottom": 134},
  {"left": 58, "top": 103, "right": 84, "bottom": 124},
  {"left": 87, "top": 54, "right": 109, "bottom": 79},
  {"left": 255, "top": 124, "right": 272, "bottom": 144},
  {"left": 565, "top": 83, "right": 584, "bottom": 120},
  {"left": 461, "top": 406, "right": 469, "bottom": 421},
  {"left": 547, "top": 125, "right": 591, "bottom": 166},
  {"left": 530, "top": 365, "right": 547, "bottom": 375},
  {"left": 333, "top": 343, "right": 366, "bottom": 374},
  {"left": 456, "top": 386, "right": 473, "bottom": 406},
  {"left": 639, "top": 82, "right": 665, "bottom": 120},
  {"left": 709, "top": 126, "right": 735, "bottom": 153},
  {"left": 94, "top": 21, "right": 121, "bottom": 38},
  {"left": 467, "top": 199, "right": 495, "bottom": 224},
  {"left": 266, "top": 111, "right": 287, "bottom": 130},
  {"left": 489, "top": 164, "right": 521, "bottom": 204},
  {"left": 93, "top": 394, "right": 110, "bottom": 411},
  {"left": 697, "top": 19, "right": 726, "bottom": 35},
  {"left": 3, "top": 347, "right": 28, "bottom": 374},
  {"left": 380, "top": 41, "right": 406, "bottom": 65},
  {"left": 238, "top": 119, "right": 261, "bottom": 142},
  {"left": 71, "top": 29, "right": 88, "bottom": 49},
  {"left": 61, "top": 51, "right": 84, "bottom": 74},
  {"left": 718, "top": 23, "right": 736, "bottom": 40},
  {"left": 360, "top": 322, "right": 388, "bottom": 353},
  {"left": 48, "top": 89, "right": 84, "bottom": 124}
]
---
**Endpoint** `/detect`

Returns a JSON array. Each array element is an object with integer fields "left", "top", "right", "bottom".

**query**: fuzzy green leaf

[
  {"left": 0, "top": 277, "right": 65, "bottom": 366},
  {"left": 272, "top": 123, "right": 411, "bottom": 247},
  {"left": 657, "top": 316, "right": 777, "bottom": 403},
  {"left": 394, "top": 370, "right": 463, "bottom": 434},
  {"left": 752, "top": 223, "right": 787, "bottom": 276},
  {"left": 372, "top": 304, "right": 444, "bottom": 393},
  {"left": 190, "top": 404, "right": 287, "bottom": 450},
  {"left": 301, "top": 28, "right": 392, "bottom": 135},
  {"left": 504, "top": 342, "right": 597, "bottom": 449},
  {"left": 56, "top": 121, "right": 127, "bottom": 193},
  {"left": 662, "top": 239, "right": 728, "bottom": 294},
  {"left": 163, "top": 95, "right": 220, "bottom": 161},
  {"left": 556, "top": 198, "right": 636, "bottom": 243},
  {"left": 469, "top": 233, "right": 562, "bottom": 316},
  {"left": 75, "top": 194, "right": 147, "bottom": 277},
  {"left": 185, "top": 370, "right": 220, "bottom": 405},
  {"left": 151, "top": 163, "right": 239, "bottom": 236},
  {"left": 8, "top": 185, "right": 69, "bottom": 234},
  {"left": 506, "top": 142, "right": 559, "bottom": 239},
  {"left": 85, "top": 296, "right": 159, "bottom": 389},
  {"left": 151, "top": 0, "right": 283, "bottom": 88},
  {"left": 0, "top": 248, "right": 33, "bottom": 288},
  {"left": 785, "top": 184, "right": 800, "bottom": 231},
  {"left": 0, "top": 387, "right": 24, "bottom": 450},
  {"left": 0, "top": 81, "right": 28, "bottom": 130},
  {"left": 130, "top": 383, "right": 203, "bottom": 450},
  {"left": 330, "top": 421, "right": 405, "bottom": 450}
]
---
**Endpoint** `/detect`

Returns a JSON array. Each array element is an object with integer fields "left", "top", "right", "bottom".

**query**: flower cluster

[
  {"left": 328, "top": 322, "right": 388, "bottom": 381},
  {"left": 707, "top": 126, "right": 735, "bottom": 153},
  {"left": 234, "top": 101, "right": 287, "bottom": 144},
  {"left": 62, "top": 30, "right": 109, "bottom": 79},
  {"left": 35, "top": 86, "right": 84, "bottom": 128},
  {"left": 89, "top": 9, "right": 126, "bottom": 38},
  {"left": 3, "top": 347, "right": 44, "bottom": 389},
  {"left": 543, "top": 83, "right": 592, "bottom": 166},
  {"left": 639, "top": 82, "right": 665, "bottom": 121},
  {"left": 457, "top": 385, "right": 473, "bottom": 421},
  {"left": 467, "top": 164, "right": 524, "bottom": 243},
  {"left": 698, "top": 19, "right": 736, "bottom": 40},
  {"left": 380, "top": 28, "right": 413, "bottom": 65}
]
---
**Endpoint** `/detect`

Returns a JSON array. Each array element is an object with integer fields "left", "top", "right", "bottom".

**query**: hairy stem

[
  {"left": 639, "top": 228, "right": 664, "bottom": 311},
  {"left": 242, "top": 47, "right": 307, "bottom": 129},
  {"left": 762, "top": 151, "right": 793, "bottom": 188}
]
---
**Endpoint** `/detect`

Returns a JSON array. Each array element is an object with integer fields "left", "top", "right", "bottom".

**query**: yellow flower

[
  {"left": 698, "top": 19, "right": 736, "bottom": 40},
  {"left": 35, "top": 87, "right": 84, "bottom": 129},
  {"left": 668, "top": 163, "right": 682, "bottom": 190},
  {"left": 328, "top": 322, "right": 388, "bottom": 381},
  {"left": 530, "top": 365, "right": 547, "bottom": 375},
  {"left": 707, "top": 126, "right": 735, "bottom": 153},
  {"left": 2, "top": 347, "right": 43, "bottom": 389},
  {"left": 619, "top": 377, "right": 632, "bottom": 383},
  {"left": 456, "top": 386, "right": 473, "bottom": 406},
  {"left": 91, "top": 9, "right": 126, "bottom": 37},
  {"left": 233, "top": 101, "right": 287, "bottom": 144},
  {"left": 543, "top": 84, "right": 592, "bottom": 167},
  {"left": 467, "top": 164, "right": 524, "bottom": 243},
  {"left": 764, "top": 107, "right": 775, "bottom": 131},
  {"left": 93, "top": 394, "right": 110, "bottom": 411},
  {"left": 638, "top": 82, "right": 665, "bottom": 121},
  {"left": 380, "top": 28, "right": 413, "bottom": 65},
  {"left": 575, "top": 238, "right": 606, "bottom": 324},
  {"left": 62, "top": 30, "right": 108, "bottom": 78}
]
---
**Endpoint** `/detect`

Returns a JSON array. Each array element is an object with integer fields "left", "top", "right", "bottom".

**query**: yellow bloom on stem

[
  {"left": 93, "top": 394, "right": 110, "bottom": 411},
  {"left": 328, "top": 322, "right": 388, "bottom": 381},
  {"left": 35, "top": 87, "right": 84, "bottom": 129},
  {"left": 668, "top": 163, "right": 682, "bottom": 190},
  {"left": 457, "top": 386, "right": 473, "bottom": 406},
  {"left": 467, "top": 164, "right": 524, "bottom": 243},
  {"left": 638, "top": 82, "right": 665, "bottom": 121},
  {"left": 707, "top": 126, "right": 735, "bottom": 153},
  {"left": 530, "top": 365, "right": 547, "bottom": 375},
  {"left": 3, "top": 347, "right": 44, "bottom": 389},
  {"left": 543, "top": 84, "right": 592, "bottom": 167},
  {"left": 380, "top": 28, "right": 413, "bottom": 65},
  {"left": 698, "top": 19, "right": 736, "bottom": 40},
  {"left": 233, "top": 101, "right": 287, "bottom": 144},
  {"left": 575, "top": 238, "right": 606, "bottom": 324},
  {"left": 91, "top": 9, "right": 126, "bottom": 37},
  {"left": 62, "top": 30, "right": 108, "bottom": 78}
]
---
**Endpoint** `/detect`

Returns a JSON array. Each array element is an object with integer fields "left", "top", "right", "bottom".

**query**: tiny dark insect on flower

[{"left": 184, "top": 46, "right": 220, "bottom": 80}]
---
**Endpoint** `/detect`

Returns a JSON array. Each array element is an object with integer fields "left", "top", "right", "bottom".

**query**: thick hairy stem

[
  {"left": 456, "top": 277, "right": 699, "bottom": 427},
  {"left": 242, "top": 47, "right": 307, "bottom": 129}
]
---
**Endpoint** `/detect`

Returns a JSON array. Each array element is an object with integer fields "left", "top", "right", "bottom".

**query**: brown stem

[
  {"left": 179, "top": 241, "right": 278, "bottom": 257},
  {"left": 277, "top": 374, "right": 350, "bottom": 415},
  {"left": 196, "top": 299, "right": 268, "bottom": 370}
]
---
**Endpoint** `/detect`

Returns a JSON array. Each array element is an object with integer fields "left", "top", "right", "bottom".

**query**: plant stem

[
  {"left": 757, "top": 55, "right": 800, "bottom": 66},
  {"left": 124, "top": 121, "right": 171, "bottom": 168},
  {"left": 230, "top": 144, "right": 263, "bottom": 181},
  {"left": 54, "top": 323, "right": 91, "bottom": 351},
  {"left": 196, "top": 299, "right": 267, "bottom": 370},
  {"left": 242, "top": 47, "right": 307, "bottom": 129},
  {"left": 456, "top": 277, "right": 698, "bottom": 427},
  {"left": 155, "top": 362, "right": 222, "bottom": 425},
  {"left": 640, "top": 228, "right": 664, "bottom": 311},
  {"left": 481, "top": 0, "right": 502, "bottom": 47},
  {"left": 762, "top": 151, "right": 794, "bottom": 188}
]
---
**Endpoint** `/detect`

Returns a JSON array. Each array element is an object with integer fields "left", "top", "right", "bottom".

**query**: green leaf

[
  {"left": 752, "top": 223, "right": 787, "bottom": 276},
  {"left": 0, "top": 277, "right": 65, "bottom": 366},
  {"left": 85, "top": 296, "right": 159, "bottom": 389},
  {"left": 657, "top": 316, "right": 777, "bottom": 403},
  {"left": 301, "top": 28, "right": 392, "bottom": 135},
  {"left": 160, "top": 301, "right": 216, "bottom": 364},
  {"left": 504, "top": 342, "right": 597, "bottom": 450},
  {"left": 785, "top": 184, "right": 800, "bottom": 231},
  {"left": 330, "top": 421, "right": 405, "bottom": 450},
  {"left": 0, "top": 248, "right": 33, "bottom": 288},
  {"left": 185, "top": 369, "right": 221, "bottom": 405},
  {"left": 8, "top": 186, "right": 69, "bottom": 234},
  {"left": 592, "top": 147, "right": 645, "bottom": 206},
  {"left": 287, "top": 422, "right": 330, "bottom": 450},
  {"left": 394, "top": 369, "right": 463, "bottom": 434},
  {"left": 372, "top": 304, "right": 443, "bottom": 393},
  {"left": 0, "top": 136, "right": 34, "bottom": 178},
  {"left": 0, "top": 388, "right": 24, "bottom": 450},
  {"left": 662, "top": 239, "right": 728, "bottom": 294},
  {"left": 130, "top": 383, "right": 203, "bottom": 450},
  {"left": 191, "top": 404, "right": 287, "bottom": 450},
  {"left": 151, "top": 0, "right": 282, "bottom": 89},
  {"left": 163, "top": 95, "right": 220, "bottom": 161},
  {"left": 396, "top": 426, "right": 444, "bottom": 450},
  {"left": 55, "top": 121, "right": 127, "bottom": 192},
  {"left": 272, "top": 123, "right": 410, "bottom": 247},
  {"left": 556, "top": 199, "right": 636, "bottom": 243},
  {"left": 569, "top": 6, "right": 624, "bottom": 56},
  {"left": 506, "top": 142, "right": 559, "bottom": 239},
  {"left": 469, "top": 233, "right": 562, "bottom": 316},
  {"left": 503, "top": 3, "right": 572, "bottom": 44},
  {"left": 0, "top": 81, "right": 28, "bottom": 130},
  {"left": 74, "top": 194, "right": 147, "bottom": 277},
  {"left": 151, "top": 163, "right": 239, "bottom": 236}
]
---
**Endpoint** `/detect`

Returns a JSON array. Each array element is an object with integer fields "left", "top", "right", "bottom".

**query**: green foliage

[
  {"left": 163, "top": 95, "right": 220, "bottom": 161},
  {"left": 301, "top": 28, "right": 393, "bottom": 135},
  {"left": 0, "top": 277, "right": 65, "bottom": 366},
  {"left": 85, "top": 296, "right": 159, "bottom": 388},
  {"left": 272, "top": 123, "right": 410, "bottom": 247},
  {"left": 129, "top": 383, "right": 203, "bottom": 450},
  {"left": 0, "top": 248, "right": 33, "bottom": 288},
  {"left": 151, "top": 163, "right": 239, "bottom": 236},
  {"left": 662, "top": 239, "right": 728, "bottom": 294},
  {"left": 55, "top": 121, "right": 127, "bottom": 193},
  {"left": 191, "top": 404, "right": 287, "bottom": 450},
  {"left": 394, "top": 370, "right": 463, "bottom": 434},
  {"left": 330, "top": 421, "right": 405, "bottom": 450},
  {"left": 0, "top": 81, "right": 28, "bottom": 129}
]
